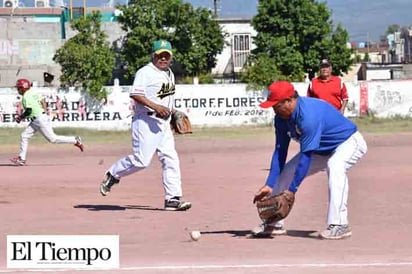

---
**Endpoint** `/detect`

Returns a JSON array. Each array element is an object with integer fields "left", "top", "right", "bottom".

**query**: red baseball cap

[{"left": 259, "top": 81, "right": 295, "bottom": 108}]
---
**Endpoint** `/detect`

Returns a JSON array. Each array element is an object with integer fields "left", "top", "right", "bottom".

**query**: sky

[{"left": 12, "top": 0, "right": 412, "bottom": 43}]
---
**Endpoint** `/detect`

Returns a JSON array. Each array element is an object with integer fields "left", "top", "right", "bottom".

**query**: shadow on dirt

[
  {"left": 199, "top": 229, "right": 319, "bottom": 239},
  {"left": 73, "top": 204, "right": 165, "bottom": 211}
]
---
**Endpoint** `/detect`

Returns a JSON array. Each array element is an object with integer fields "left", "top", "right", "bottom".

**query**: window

[
  {"left": 4, "top": 0, "right": 18, "bottom": 8},
  {"left": 35, "top": 0, "right": 50, "bottom": 7},
  {"left": 232, "top": 34, "right": 251, "bottom": 70},
  {"left": 36, "top": 1, "right": 45, "bottom": 7}
]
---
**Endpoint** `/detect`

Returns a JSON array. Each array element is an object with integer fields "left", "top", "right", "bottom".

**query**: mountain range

[{"left": 13, "top": 0, "right": 412, "bottom": 43}]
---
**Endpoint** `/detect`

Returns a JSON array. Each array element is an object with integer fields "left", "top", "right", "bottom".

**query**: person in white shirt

[{"left": 99, "top": 39, "right": 191, "bottom": 211}]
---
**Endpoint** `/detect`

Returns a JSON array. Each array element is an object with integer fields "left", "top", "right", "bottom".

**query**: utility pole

[
  {"left": 69, "top": 0, "right": 73, "bottom": 20},
  {"left": 367, "top": 32, "right": 370, "bottom": 54},
  {"left": 213, "top": 0, "right": 219, "bottom": 17}
]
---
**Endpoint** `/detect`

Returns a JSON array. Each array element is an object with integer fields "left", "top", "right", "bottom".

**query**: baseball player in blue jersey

[
  {"left": 252, "top": 81, "right": 367, "bottom": 239},
  {"left": 99, "top": 39, "right": 191, "bottom": 211}
]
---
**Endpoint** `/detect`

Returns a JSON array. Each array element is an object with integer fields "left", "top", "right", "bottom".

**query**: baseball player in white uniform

[
  {"left": 100, "top": 39, "right": 191, "bottom": 211},
  {"left": 10, "top": 79, "right": 84, "bottom": 166}
]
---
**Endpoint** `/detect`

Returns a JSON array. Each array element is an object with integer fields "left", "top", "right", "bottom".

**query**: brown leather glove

[
  {"left": 256, "top": 190, "right": 295, "bottom": 223},
  {"left": 170, "top": 110, "right": 192, "bottom": 134}
]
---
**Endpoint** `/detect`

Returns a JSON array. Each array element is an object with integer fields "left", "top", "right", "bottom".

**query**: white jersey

[{"left": 130, "top": 62, "right": 175, "bottom": 113}]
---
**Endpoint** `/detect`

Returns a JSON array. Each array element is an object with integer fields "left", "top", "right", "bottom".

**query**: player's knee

[
  {"left": 327, "top": 159, "right": 345, "bottom": 173},
  {"left": 139, "top": 160, "right": 151, "bottom": 168},
  {"left": 45, "top": 136, "right": 57, "bottom": 143},
  {"left": 132, "top": 155, "right": 150, "bottom": 168}
]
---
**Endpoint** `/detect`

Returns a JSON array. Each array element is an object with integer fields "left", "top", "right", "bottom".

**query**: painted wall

[
  {"left": 366, "top": 70, "right": 391, "bottom": 80},
  {"left": 2, "top": 80, "right": 408, "bottom": 130},
  {"left": 364, "top": 80, "right": 412, "bottom": 117},
  {"left": 0, "top": 84, "right": 271, "bottom": 129}
]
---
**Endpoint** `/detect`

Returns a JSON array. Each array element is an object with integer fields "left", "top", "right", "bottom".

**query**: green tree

[
  {"left": 386, "top": 24, "right": 401, "bottom": 35},
  {"left": 354, "top": 54, "right": 362, "bottom": 63},
  {"left": 116, "top": 0, "right": 225, "bottom": 79},
  {"left": 241, "top": 53, "right": 283, "bottom": 91},
  {"left": 242, "top": 0, "right": 353, "bottom": 90},
  {"left": 363, "top": 52, "right": 370, "bottom": 62},
  {"left": 320, "top": 24, "right": 353, "bottom": 76},
  {"left": 53, "top": 11, "right": 115, "bottom": 100}
]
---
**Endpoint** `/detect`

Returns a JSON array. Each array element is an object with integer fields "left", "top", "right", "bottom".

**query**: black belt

[
  {"left": 146, "top": 111, "right": 170, "bottom": 120},
  {"left": 28, "top": 112, "right": 45, "bottom": 121}
]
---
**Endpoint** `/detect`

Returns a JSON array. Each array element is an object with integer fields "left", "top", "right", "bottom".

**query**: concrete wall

[
  {"left": 65, "top": 21, "right": 125, "bottom": 45},
  {"left": 0, "top": 15, "right": 125, "bottom": 88},
  {"left": 0, "top": 15, "right": 252, "bottom": 87},
  {"left": 0, "top": 16, "right": 64, "bottom": 87}
]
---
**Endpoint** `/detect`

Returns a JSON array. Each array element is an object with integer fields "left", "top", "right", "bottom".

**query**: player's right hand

[
  {"left": 15, "top": 115, "right": 22, "bottom": 124},
  {"left": 154, "top": 105, "right": 171, "bottom": 120},
  {"left": 253, "top": 185, "right": 273, "bottom": 203}
]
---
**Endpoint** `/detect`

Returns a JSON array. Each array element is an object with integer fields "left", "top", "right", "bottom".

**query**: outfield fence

[{"left": 1, "top": 80, "right": 411, "bottom": 130}]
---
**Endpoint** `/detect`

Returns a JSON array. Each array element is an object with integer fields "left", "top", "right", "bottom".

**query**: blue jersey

[
  {"left": 276, "top": 97, "right": 357, "bottom": 154},
  {"left": 265, "top": 97, "right": 357, "bottom": 192}
]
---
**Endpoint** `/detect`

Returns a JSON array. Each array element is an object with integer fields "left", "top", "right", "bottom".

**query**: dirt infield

[{"left": 1, "top": 132, "right": 412, "bottom": 273}]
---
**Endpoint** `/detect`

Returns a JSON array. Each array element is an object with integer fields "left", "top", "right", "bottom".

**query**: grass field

[{"left": 1, "top": 117, "right": 412, "bottom": 146}]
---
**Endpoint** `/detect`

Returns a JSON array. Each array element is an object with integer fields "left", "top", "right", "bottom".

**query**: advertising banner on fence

[
  {"left": 3, "top": 80, "right": 409, "bottom": 130},
  {"left": 174, "top": 84, "right": 273, "bottom": 126},
  {"left": 0, "top": 84, "right": 274, "bottom": 130}
]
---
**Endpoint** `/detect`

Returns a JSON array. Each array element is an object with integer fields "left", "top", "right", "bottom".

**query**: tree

[
  {"left": 362, "top": 52, "right": 370, "bottom": 62},
  {"left": 386, "top": 24, "right": 401, "bottom": 35},
  {"left": 116, "top": 0, "right": 225, "bottom": 79},
  {"left": 241, "top": 53, "right": 283, "bottom": 92},
  {"left": 242, "top": 0, "right": 353, "bottom": 90},
  {"left": 53, "top": 11, "right": 115, "bottom": 100},
  {"left": 320, "top": 24, "right": 353, "bottom": 77}
]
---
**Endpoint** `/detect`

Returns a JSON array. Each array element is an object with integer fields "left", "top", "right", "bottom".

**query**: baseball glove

[
  {"left": 171, "top": 110, "right": 193, "bottom": 134},
  {"left": 256, "top": 190, "right": 295, "bottom": 224}
]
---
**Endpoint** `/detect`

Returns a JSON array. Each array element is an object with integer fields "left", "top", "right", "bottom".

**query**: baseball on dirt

[{"left": 190, "top": 230, "right": 201, "bottom": 241}]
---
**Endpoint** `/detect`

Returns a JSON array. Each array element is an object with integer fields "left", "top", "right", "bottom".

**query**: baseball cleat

[
  {"left": 74, "top": 136, "right": 84, "bottom": 152},
  {"left": 10, "top": 156, "right": 26, "bottom": 166},
  {"left": 320, "top": 224, "right": 352, "bottom": 240},
  {"left": 164, "top": 197, "right": 192, "bottom": 211},
  {"left": 100, "top": 172, "right": 120, "bottom": 196},
  {"left": 251, "top": 222, "right": 287, "bottom": 237}
]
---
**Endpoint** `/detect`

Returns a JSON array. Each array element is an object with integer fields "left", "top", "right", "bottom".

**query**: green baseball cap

[{"left": 152, "top": 39, "right": 172, "bottom": 55}]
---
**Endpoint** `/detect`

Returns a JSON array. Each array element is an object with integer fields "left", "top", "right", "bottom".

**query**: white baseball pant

[
  {"left": 273, "top": 131, "right": 367, "bottom": 226},
  {"left": 19, "top": 113, "right": 78, "bottom": 160},
  {"left": 108, "top": 113, "right": 182, "bottom": 200}
]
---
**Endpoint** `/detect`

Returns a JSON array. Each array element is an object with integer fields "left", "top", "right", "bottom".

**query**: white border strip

[{"left": 1, "top": 262, "right": 412, "bottom": 272}]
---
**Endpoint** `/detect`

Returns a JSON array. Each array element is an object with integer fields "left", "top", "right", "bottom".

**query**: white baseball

[{"left": 190, "top": 230, "right": 201, "bottom": 241}]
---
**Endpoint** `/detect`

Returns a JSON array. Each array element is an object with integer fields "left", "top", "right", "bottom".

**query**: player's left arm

[
  {"left": 306, "top": 82, "right": 313, "bottom": 97},
  {"left": 340, "top": 82, "right": 349, "bottom": 114}
]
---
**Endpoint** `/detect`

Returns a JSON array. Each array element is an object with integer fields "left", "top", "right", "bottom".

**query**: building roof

[{"left": 0, "top": 7, "right": 64, "bottom": 16}]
